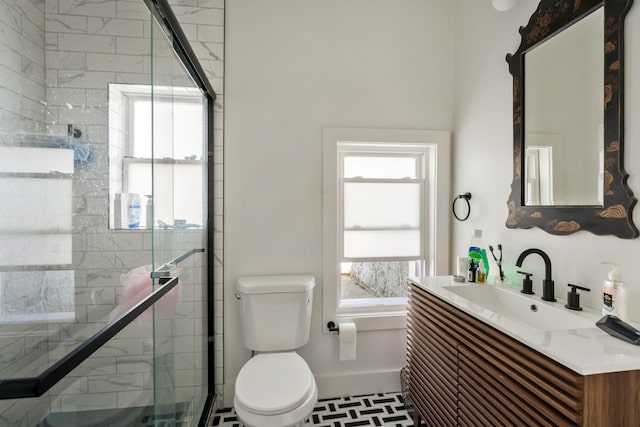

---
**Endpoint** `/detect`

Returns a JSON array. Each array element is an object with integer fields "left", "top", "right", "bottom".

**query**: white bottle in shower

[
  {"left": 127, "top": 193, "right": 141, "bottom": 228},
  {"left": 145, "top": 195, "right": 153, "bottom": 229}
]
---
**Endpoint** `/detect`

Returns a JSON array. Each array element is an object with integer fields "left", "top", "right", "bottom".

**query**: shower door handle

[{"left": 150, "top": 248, "right": 205, "bottom": 280}]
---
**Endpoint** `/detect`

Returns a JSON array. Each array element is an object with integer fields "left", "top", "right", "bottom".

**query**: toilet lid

[{"left": 235, "top": 353, "right": 315, "bottom": 416}]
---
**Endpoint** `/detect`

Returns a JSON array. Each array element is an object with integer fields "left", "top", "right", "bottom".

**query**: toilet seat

[{"left": 235, "top": 352, "right": 315, "bottom": 416}]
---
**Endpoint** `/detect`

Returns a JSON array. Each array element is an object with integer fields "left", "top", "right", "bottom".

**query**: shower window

[
  {"left": 108, "top": 84, "right": 205, "bottom": 229},
  {"left": 0, "top": 147, "right": 75, "bottom": 323}
]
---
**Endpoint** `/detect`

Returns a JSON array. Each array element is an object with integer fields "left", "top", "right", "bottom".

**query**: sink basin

[{"left": 442, "top": 285, "right": 596, "bottom": 331}]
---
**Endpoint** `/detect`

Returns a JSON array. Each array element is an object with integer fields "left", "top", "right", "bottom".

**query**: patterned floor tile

[{"left": 209, "top": 392, "right": 413, "bottom": 427}]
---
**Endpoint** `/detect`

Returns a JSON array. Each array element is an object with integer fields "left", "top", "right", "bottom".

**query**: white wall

[
  {"left": 452, "top": 0, "right": 640, "bottom": 320},
  {"left": 224, "top": 0, "right": 453, "bottom": 406}
]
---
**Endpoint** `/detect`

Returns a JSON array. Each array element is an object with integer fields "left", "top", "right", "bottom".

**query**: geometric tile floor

[{"left": 209, "top": 392, "right": 414, "bottom": 427}]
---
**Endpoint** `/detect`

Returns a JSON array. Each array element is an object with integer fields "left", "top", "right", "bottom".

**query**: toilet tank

[{"left": 237, "top": 274, "right": 315, "bottom": 352}]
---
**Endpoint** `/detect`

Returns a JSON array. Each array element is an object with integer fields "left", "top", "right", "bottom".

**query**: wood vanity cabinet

[{"left": 407, "top": 284, "right": 640, "bottom": 426}]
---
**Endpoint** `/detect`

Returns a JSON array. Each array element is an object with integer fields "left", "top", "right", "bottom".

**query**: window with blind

[{"left": 322, "top": 128, "right": 450, "bottom": 331}]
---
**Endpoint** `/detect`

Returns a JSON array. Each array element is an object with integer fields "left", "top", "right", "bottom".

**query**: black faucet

[{"left": 515, "top": 248, "right": 556, "bottom": 302}]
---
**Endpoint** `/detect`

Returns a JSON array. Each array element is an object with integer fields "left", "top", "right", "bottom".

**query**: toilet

[{"left": 234, "top": 274, "right": 318, "bottom": 427}]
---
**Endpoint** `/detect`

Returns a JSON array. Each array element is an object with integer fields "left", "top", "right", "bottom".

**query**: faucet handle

[
  {"left": 565, "top": 284, "right": 590, "bottom": 311},
  {"left": 517, "top": 270, "right": 535, "bottom": 295}
]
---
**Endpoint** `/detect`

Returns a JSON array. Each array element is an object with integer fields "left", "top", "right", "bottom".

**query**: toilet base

[{"left": 233, "top": 382, "right": 317, "bottom": 427}]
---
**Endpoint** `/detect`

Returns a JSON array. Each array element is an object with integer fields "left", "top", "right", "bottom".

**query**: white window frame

[
  {"left": 108, "top": 83, "right": 205, "bottom": 229},
  {"left": 322, "top": 128, "right": 450, "bottom": 332}
]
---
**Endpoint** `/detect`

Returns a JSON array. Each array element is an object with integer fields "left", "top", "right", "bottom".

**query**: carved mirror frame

[{"left": 506, "top": 0, "right": 637, "bottom": 238}]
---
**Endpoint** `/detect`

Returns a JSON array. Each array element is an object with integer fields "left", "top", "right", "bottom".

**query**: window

[
  {"left": 108, "top": 84, "right": 205, "bottom": 229},
  {"left": 0, "top": 146, "right": 75, "bottom": 322},
  {"left": 323, "top": 128, "right": 450, "bottom": 331}
]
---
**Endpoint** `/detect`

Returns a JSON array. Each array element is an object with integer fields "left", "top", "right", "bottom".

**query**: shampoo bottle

[
  {"left": 602, "top": 262, "right": 622, "bottom": 316},
  {"left": 468, "top": 229, "right": 489, "bottom": 281},
  {"left": 127, "top": 193, "right": 141, "bottom": 229}
]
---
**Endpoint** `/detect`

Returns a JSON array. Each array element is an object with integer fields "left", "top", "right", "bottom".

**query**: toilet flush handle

[{"left": 234, "top": 293, "right": 241, "bottom": 299}]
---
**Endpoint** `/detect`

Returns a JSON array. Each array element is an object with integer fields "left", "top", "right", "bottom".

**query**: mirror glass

[{"left": 524, "top": 7, "right": 603, "bottom": 206}]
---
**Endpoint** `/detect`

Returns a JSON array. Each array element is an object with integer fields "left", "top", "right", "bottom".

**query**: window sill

[{"left": 325, "top": 303, "right": 407, "bottom": 333}]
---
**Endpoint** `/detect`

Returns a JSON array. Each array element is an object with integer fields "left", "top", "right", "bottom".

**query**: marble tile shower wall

[{"left": 0, "top": 0, "right": 224, "bottom": 424}]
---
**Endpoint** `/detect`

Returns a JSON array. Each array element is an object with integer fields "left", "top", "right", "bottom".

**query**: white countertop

[{"left": 409, "top": 276, "right": 640, "bottom": 375}]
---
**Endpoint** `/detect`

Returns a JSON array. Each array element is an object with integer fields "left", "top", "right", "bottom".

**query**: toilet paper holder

[{"left": 327, "top": 321, "right": 340, "bottom": 333}]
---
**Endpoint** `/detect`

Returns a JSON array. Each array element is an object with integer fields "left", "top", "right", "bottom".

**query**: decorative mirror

[{"left": 506, "top": 0, "right": 637, "bottom": 238}]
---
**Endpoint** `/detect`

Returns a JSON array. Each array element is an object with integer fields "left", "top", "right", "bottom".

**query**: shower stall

[{"left": 0, "top": 0, "right": 215, "bottom": 425}]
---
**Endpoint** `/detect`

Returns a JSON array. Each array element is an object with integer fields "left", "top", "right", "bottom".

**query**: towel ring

[{"left": 452, "top": 192, "right": 472, "bottom": 221}]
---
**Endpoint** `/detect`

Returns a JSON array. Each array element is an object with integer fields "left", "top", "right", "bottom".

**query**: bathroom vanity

[{"left": 407, "top": 277, "right": 640, "bottom": 426}]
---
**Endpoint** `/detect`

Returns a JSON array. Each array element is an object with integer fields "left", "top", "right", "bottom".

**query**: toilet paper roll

[{"left": 339, "top": 322, "right": 357, "bottom": 361}]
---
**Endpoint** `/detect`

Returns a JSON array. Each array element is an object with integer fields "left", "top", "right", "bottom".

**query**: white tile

[
  {"left": 74, "top": 286, "right": 117, "bottom": 305},
  {"left": 21, "top": 13, "right": 45, "bottom": 47},
  {"left": 45, "top": 13, "right": 87, "bottom": 33},
  {"left": 46, "top": 87, "right": 85, "bottom": 106},
  {"left": 0, "top": 1, "right": 21, "bottom": 32},
  {"left": 170, "top": 5, "right": 223, "bottom": 25},
  {"left": 197, "top": 0, "right": 224, "bottom": 8},
  {"left": 12, "top": 0, "right": 44, "bottom": 29},
  {"left": 45, "top": 31, "right": 57, "bottom": 49},
  {"left": 58, "top": 0, "right": 115, "bottom": 18},
  {"left": 85, "top": 88, "right": 107, "bottom": 107},
  {"left": 87, "top": 17, "right": 143, "bottom": 37},
  {"left": 0, "top": 87, "right": 21, "bottom": 114},
  {"left": 45, "top": 50, "right": 86, "bottom": 69},
  {"left": 114, "top": 71, "right": 150, "bottom": 85},
  {"left": 117, "top": 389, "right": 153, "bottom": 407},
  {"left": 86, "top": 52, "right": 143, "bottom": 73},
  {"left": 88, "top": 373, "right": 144, "bottom": 393},
  {"left": 116, "top": 355, "right": 153, "bottom": 374},
  {"left": 58, "top": 33, "right": 115, "bottom": 53},
  {"left": 57, "top": 70, "right": 115, "bottom": 88},
  {"left": 92, "top": 337, "right": 145, "bottom": 358},
  {"left": 44, "top": 0, "right": 58, "bottom": 14},
  {"left": 73, "top": 249, "right": 115, "bottom": 269},
  {"left": 115, "top": 0, "right": 150, "bottom": 20},
  {"left": 197, "top": 24, "right": 223, "bottom": 42},
  {"left": 49, "top": 375, "right": 88, "bottom": 395},
  {"left": 59, "top": 392, "right": 118, "bottom": 411},
  {"left": 200, "top": 59, "right": 223, "bottom": 79},
  {"left": 0, "top": 44, "right": 21, "bottom": 72},
  {"left": 0, "top": 21, "right": 44, "bottom": 67}
]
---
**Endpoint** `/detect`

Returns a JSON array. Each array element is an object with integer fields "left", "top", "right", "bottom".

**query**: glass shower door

[
  {"left": 0, "top": 0, "right": 213, "bottom": 425},
  {"left": 149, "top": 13, "right": 209, "bottom": 426}
]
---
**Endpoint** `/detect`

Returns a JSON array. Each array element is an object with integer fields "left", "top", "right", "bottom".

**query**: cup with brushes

[{"left": 489, "top": 244, "right": 506, "bottom": 284}]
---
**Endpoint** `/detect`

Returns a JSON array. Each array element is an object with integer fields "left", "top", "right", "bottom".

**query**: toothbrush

[{"left": 489, "top": 245, "right": 505, "bottom": 282}]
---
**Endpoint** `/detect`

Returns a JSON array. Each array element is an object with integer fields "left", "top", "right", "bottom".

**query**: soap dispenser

[
  {"left": 601, "top": 262, "right": 623, "bottom": 316},
  {"left": 565, "top": 284, "right": 590, "bottom": 311}
]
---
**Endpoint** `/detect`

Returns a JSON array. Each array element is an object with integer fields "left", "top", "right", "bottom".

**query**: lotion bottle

[
  {"left": 602, "top": 262, "right": 622, "bottom": 316},
  {"left": 127, "top": 193, "right": 141, "bottom": 229}
]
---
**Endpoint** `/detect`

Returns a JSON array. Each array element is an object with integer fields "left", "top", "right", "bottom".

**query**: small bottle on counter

[
  {"left": 477, "top": 263, "right": 486, "bottom": 283},
  {"left": 602, "top": 262, "right": 623, "bottom": 317},
  {"left": 468, "top": 229, "right": 489, "bottom": 282},
  {"left": 468, "top": 259, "right": 478, "bottom": 282}
]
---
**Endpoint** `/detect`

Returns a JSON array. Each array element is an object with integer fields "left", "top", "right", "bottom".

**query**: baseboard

[{"left": 314, "top": 369, "right": 402, "bottom": 399}]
